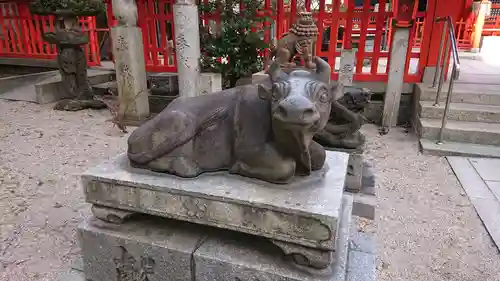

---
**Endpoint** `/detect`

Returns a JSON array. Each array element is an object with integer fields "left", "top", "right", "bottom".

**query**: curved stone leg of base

[
  {"left": 271, "top": 240, "right": 333, "bottom": 275},
  {"left": 91, "top": 205, "right": 135, "bottom": 224}
]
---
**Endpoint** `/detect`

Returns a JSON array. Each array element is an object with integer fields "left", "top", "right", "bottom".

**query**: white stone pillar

[
  {"left": 173, "top": 0, "right": 201, "bottom": 98},
  {"left": 382, "top": 27, "right": 410, "bottom": 129},
  {"left": 337, "top": 49, "right": 356, "bottom": 99},
  {"left": 111, "top": 0, "right": 150, "bottom": 122}
]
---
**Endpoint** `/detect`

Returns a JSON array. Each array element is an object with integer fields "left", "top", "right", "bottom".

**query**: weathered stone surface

[
  {"left": 148, "top": 73, "right": 179, "bottom": 96},
  {"left": 111, "top": 25, "right": 150, "bottom": 122},
  {"left": 338, "top": 50, "right": 355, "bottom": 89},
  {"left": 78, "top": 216, "right": 204, "bottom": 281},
  {"left": 330, "top": 195, "right": 353, "bottom": 281},
  {"left": 193, "top": 195, "right": 354, "bottom": 280},
  {"left": 345, "top": 153, "right": 363, "bottom": 193},
  {"left": 346, "top": 251, "right": 376, "bottom": 281},
  {"left": 199, "top": 72, "right": 222, "bottom": 95},
  {"left": 349, "top": 231, "right": 375, "bottom": 255},
  {"left": 173, "top": 1, "right": 200, "bottom": 97},
  {"left": 81, "top": 151, "right": 349, "bottom": 250}
]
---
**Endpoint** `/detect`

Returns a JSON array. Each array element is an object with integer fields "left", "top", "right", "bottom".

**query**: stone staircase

[{"left": 413, "top": 76, "right": 500, "bottom": 158}]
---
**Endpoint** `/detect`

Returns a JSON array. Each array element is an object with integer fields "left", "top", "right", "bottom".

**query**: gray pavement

[{"left": 447, "top": 157, "right": 500, "bottom": 251}]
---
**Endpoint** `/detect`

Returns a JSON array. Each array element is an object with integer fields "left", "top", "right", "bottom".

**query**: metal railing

[{"left": 431, "top": 16, "right": 461, "bottom": 144}]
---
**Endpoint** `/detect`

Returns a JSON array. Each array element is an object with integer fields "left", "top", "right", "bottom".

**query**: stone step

[
  {"left": 416, "top": 83, "right": 500, "bottom": 106},
  {"left": 35, "top": 69, "right": 115, "bottom": 104},
  {"left": 419, "top": 139, "right": 500, "bottom": 158},
  {"left": 419, "top": 101, "right": 500, "bottom": 123},
  {"left": 417, "top": 118, "right": 500, "bottom": 146}
]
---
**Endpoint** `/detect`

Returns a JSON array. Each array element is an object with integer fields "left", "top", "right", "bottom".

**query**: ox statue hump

[{"left": 127, "top": 57, "right": 336, "bottom": 184}]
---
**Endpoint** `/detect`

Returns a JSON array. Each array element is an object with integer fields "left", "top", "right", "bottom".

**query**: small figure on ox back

[
  {"left": 269, "top": 7, "right": 319, "bottom": 70},
  {"left": 127, "top": 57, "right": 336, "bottom": 184}
]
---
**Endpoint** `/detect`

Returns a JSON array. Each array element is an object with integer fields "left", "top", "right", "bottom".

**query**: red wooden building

[{"left": 0, "top": 0, "right": 496, "bottom": 84}]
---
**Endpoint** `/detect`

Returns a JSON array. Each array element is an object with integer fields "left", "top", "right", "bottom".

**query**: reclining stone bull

[{"left": 127, "top": 57, "right": 336, "bottom": 184}]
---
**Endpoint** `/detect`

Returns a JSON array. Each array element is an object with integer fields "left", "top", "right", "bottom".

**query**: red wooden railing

[
  {"left": 0, "top": 1, "right": 101, "bottom": 66},
  {"left": 0, "top": 0, "right": 484, "bottom": 84},
  {"left": 483, "top": 15, "right": 500, "bottom": 36}
]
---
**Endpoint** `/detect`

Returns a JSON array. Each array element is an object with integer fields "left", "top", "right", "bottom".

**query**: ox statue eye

[{"left": 319, "top": 91, "right": 329, "bottom": 103}]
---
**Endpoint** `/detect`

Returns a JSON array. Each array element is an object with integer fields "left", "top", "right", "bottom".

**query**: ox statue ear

[
  {"left": 258, "top": 84, "right": 273, "bottom": 100},
  {"left": 314, "top": 56, "right": 331, "bottom": 84}
]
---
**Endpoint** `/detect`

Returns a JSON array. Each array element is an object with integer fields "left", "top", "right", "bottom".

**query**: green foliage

[
  {"left": 199, "top": 0, "right": 273, "bottom": 89},
  {"left": 29, "top": 0, "right": 105, "bottom": 16}
]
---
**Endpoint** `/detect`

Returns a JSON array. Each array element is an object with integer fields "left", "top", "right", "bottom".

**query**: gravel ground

[{"left": 0, "top": 100, "right": 499, "bottom": 281}]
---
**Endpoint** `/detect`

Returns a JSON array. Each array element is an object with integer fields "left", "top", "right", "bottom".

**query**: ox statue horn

[{"left": 314, "top": 57, "right": 331, "bottom": 84}]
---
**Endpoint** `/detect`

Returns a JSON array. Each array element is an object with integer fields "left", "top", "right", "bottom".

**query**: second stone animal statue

[{"left": 127, "top": 57, "right": 336, "bottom": 184}]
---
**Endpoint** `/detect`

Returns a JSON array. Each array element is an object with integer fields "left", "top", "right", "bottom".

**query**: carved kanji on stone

[{"left": 114, "top": 246, "right": 155, "bottom": 281}]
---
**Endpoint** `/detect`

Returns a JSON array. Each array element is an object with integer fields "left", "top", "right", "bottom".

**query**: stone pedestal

[
  {"left": 111, "top": 26, "right": 150, "bottom": 122},
  {"left": 325, "top": 147, "right": 376, "bottom": 220},
  {"left": 78, "top": 195, "right": 356, "bottom": 281},
  {"left": 81, "top": 152, "right": 349, "bottom": 271},
  {"left": 173, "top": 0, "right": 201, "bottom": 98}
]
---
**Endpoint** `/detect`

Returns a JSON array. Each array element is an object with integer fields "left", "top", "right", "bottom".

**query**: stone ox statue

[{"left": 127, "top": 57, "right": 336, "bottom": 184}]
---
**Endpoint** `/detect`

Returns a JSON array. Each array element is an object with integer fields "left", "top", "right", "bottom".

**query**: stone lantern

[{"left": 29, "top": 0, "right": 107, "bottom": 111}]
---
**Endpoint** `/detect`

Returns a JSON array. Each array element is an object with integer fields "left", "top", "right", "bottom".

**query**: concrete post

[
  {"left": 471, "top": 1, "right": 492, "bottom": 53},
  {"left": 381, "top": 27, "right": 411, "bottom": 129},
  {"left": 173, "top": 0, "right": 201, "bottom": 98},
  {"left": 111, "top": 0, "right": 150, "bottom": 122}
]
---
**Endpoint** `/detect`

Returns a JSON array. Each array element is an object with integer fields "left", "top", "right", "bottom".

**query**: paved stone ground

[
  {"left": 361, "top": 126, "right": 500, "bottom": 281},
  {"left": 447, "top": 157, "right": 500, "bottom": 251},
  {"left": 1, "top": 101, "right": 500, "bottom": 280}
]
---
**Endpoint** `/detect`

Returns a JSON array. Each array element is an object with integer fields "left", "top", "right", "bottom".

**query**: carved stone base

[
  {"left": 82, "top": 152, "right": 349, "bottom": 251},
  {"left": 78, "top": 194, "right": 356, "bottom": 280},
  {"left": 91, "top": 204, "right": 136, "bottom": 224}
]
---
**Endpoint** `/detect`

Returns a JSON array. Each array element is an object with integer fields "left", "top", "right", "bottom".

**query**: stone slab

[
  {"left": 469, "top": 158, "right": 500, "bottom": 182},
  {"left": 350, "top": 193, "right": 376, "bottom": 220},
  {"left": 486, "top": 181, "right": 500, "bottom": 203},
  {"left": 345, "top": 251, "right": 376, "bottom": 281},
  {"left": 447, "top": 156, "right": 500, "bottom": 251},
  {"left": 78, "top": 216, "right": 205, "bottom": 281},
  {"left": 82, "top": 151, "right": 349, "bottom": 251},
  {"left": 447, "top": 157, "right": 497, "bottom": 200},
  {"left": 349, "top": 231, "right": 376, "bottom": 255},
  {"left": 419, "top": 139, "right": 500, "bottom": 158},
  {"left": 468, "top": 196, "right": 500, "bottom": 251},
  {"left": 193, "top": 195, "right": 354, "bottom": 281}
]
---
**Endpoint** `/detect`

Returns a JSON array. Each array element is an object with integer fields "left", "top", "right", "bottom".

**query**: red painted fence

[
  {"left": 1, "top": 0, "right": 495, "bottom": 84},
  {"left": 0, "top": 1, "right": 101, "bottom": 66}
]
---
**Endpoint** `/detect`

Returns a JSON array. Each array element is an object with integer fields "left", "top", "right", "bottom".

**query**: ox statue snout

[{"left": 274, "top": 95, "right": 320, "bottom": 127}]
